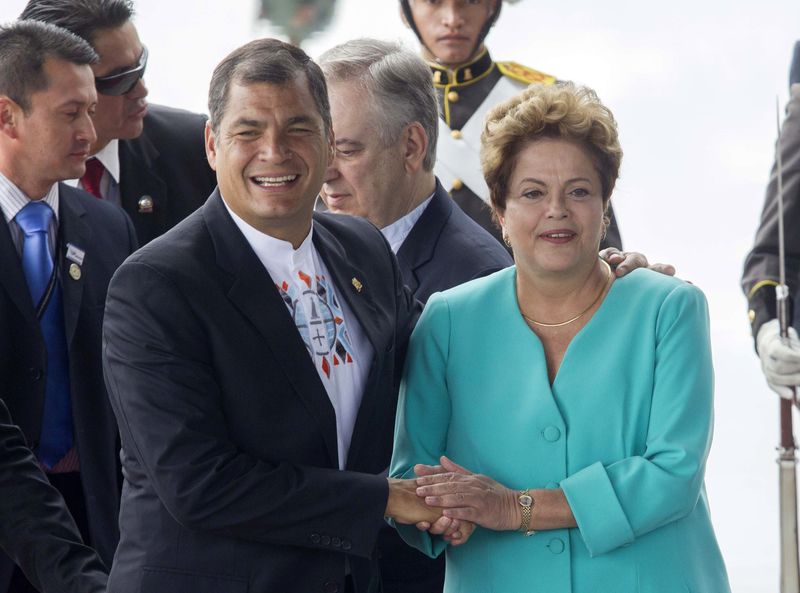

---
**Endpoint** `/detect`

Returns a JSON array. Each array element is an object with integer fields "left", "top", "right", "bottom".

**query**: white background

[{"left": 4, "top": 1, "right": 800, "bottom": 590}]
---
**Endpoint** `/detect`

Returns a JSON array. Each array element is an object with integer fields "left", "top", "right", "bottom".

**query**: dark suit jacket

[
  {"left": 378, "top": 181, "right": 512, "bottom": 593},
  {"left": 0, "top": 184, "right": 137, "bottom": 590},
  {"left": 398, "top": 180, "right": 513, "bottom": 304},
  {"left": 102, "top": 191, "right": 419, "bottom": 593},
  {"left": 0, "top": 399, "right": 107, "bottom": 593},
  {"left": 790, "top": 40, "right": 800, "bottom": 87},
  {"left": 119, "top": 104, "right": 217, "bottom": 246},
  {"left": 742, "top": 84, "right": 800, "bottom": 341}
]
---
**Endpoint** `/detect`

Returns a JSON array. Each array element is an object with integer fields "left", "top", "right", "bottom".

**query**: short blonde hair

[{"left": 480, "top": 82, "right": 622, "bottom": 216}]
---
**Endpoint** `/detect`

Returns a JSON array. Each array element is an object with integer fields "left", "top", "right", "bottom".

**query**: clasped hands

[{"left": 387, "top": 456, "right": 519, "bottom": 547}]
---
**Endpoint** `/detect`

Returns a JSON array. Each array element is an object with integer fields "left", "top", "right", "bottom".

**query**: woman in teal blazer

[{"left": 389, "top": 83, "right": 730, "bottom": 592}]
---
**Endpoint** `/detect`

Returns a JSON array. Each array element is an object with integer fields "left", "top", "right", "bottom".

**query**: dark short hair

[
  {"left": 208, "top": 38, "right": 331, "bottom": 138},
  {"left": 0, "top": 20, "right": 98, "bottom": 113},
  {"left": 20, "top": 0, "right": 133, "bottom": 44}
]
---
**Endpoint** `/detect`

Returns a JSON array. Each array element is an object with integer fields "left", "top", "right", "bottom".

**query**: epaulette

[{"left": 496, "top": 62, "right": 556, "bottom": 86}]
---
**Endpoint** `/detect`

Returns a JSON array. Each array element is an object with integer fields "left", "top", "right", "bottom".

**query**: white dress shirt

[
  {"left": 223, "top": 198, "right": 374, "bottom": 470},
  {"left": 380, "top": 193, "right": 434, "bottom": 254}
]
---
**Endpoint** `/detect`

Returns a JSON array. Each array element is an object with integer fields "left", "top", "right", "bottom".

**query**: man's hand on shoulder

[{"left": 600, "top": 247, "right": 676, "bottom": 278}]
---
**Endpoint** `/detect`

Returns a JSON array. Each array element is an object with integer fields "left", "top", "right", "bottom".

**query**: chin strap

[{"left": 401, "top": 0, "right": 502, "bottom": 65}]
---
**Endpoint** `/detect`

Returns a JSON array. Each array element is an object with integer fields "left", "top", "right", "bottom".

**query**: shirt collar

[
  {"left": 220, "top": 193, "right": 314, "bottom": 271},
  {"left": 0, "top": 171, "right": 59, "bottom": 224},
  {"left": 93, "top": 139, "right": 121, "bottom": 183},
  {"left": 380, "top": 192, "right": 435, "bottom": 254}
]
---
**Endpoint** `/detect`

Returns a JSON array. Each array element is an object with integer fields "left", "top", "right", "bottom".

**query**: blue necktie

[{"left": 16, "top": 201, "right": 73, "bottom": 468}]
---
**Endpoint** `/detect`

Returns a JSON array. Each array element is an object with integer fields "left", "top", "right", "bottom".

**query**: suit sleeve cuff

[
  {"left": 748, "top": 282, "right": 786, "bottom": 347},
  {"left": 560, "top": 461, "right": 634, "bottom": 556}
]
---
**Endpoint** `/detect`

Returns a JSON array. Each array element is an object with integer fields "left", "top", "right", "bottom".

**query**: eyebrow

[
  {"left": 231, "top": 118, "right": 261, "bottom": 128},
  {"left": 334, "top": 138, "right": 363, "bottom": 146},
  {"left": 102, "top": 47, "right": 145, "bottom": 77},
  {"left": 56, "top": 99, "right": 92, "bottom": 109},
  {"left": 518, "top": 176, "right": 595, "bottom": 185},
  {"left": 287, "top": 115, "right": 319, "bottom": 127}
]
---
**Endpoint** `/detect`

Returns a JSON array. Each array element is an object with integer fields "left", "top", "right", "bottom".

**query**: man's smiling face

[{"left": 205, "top": 74, "right": 333, "bottom": 246}]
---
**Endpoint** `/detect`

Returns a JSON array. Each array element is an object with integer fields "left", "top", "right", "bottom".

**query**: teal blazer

[{"left": 390, "top": 268, "right": 730, "bottom": 593}]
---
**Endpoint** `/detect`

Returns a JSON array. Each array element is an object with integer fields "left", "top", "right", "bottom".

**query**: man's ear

[
  {"left": 0, "top": 96, "right": 22, "bottom": 140},
  {"left": 204, "top": 121, "right": 218, "bottom": 171},
  {"left": 327, "top": 128, "right": 336, "bottom": 163},
  {"left": 402, "top": 121, "right": 428, "bottom": 173}
]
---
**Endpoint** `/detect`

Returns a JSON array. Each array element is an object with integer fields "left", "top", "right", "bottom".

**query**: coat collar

[
  {"left": 0, "top": 184, "right": 91, "bottom": 338},
  {"left": 57, "top": 184, "right": 91, "bottom": 345},
  {"left": 202, "top": 192, "right": 388, "bottom": 469},
  {"left": 428, "top": 47, "right": 494, "bottom": 87},
  {"left": 0, "top": 203, "right": 37, "bottom": 328},
  {"left": 396, "top": 179, "right": 453, "bottom": 294}
]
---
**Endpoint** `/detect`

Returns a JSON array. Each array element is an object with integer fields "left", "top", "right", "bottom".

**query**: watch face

[{"left": 519, "top": 494, "right": 533, "bottom": 507}]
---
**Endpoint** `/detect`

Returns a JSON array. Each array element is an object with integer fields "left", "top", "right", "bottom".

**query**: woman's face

[{"left": 498, "top": 138, "right": 606, "bottom": 277}]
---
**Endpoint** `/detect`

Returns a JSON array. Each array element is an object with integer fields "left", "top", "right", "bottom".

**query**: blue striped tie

[{"left": 15, "top": 201, "right": 73, "bottom": 468}]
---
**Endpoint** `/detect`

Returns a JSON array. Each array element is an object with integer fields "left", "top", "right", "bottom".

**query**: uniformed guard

[
  {"left": 742, "top": 78, "right": 800, "bottom": 398},
  {"left": 400, "top": 0, "right": 623, "bottom": 250}
]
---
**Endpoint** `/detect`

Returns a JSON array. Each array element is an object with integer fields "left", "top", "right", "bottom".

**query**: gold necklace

[{"left": 520, "top": 261, "right": 613, "bottom": 328}]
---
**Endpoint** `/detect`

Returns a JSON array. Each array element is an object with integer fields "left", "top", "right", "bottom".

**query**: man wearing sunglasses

[{"left": 21, "top": 0, "right": 217, "bottom": 246}]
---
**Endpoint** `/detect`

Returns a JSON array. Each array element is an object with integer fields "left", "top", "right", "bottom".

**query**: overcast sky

[{"left": 4, "top": 1, "right": 800, "bottom": 589}]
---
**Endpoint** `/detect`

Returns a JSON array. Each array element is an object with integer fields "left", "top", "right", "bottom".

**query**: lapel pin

[
  {"left": 351, "top": 277, "right": 363, "bottom": 293},
  {"left": 68, "top": 263, "right": 82, "bottom": 281},
  {"left": 138, "top": 195, "right": 154, "bottom": 214},
  {"left": 65, "top": 243, "right": 85, "bottom": 266}
]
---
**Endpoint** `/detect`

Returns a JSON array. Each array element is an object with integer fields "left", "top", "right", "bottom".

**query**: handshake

[{"left": 384, "top": 456, "right": 523, "bottom": 546}]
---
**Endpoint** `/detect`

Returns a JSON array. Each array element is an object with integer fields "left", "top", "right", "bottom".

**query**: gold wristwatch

[{"left": 518, "top": 489, "right": 535, "bottom": 536}]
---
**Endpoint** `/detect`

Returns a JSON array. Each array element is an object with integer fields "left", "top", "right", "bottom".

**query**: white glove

[{"left": 757, "top": 318, "right": 800, "bottom": 399}]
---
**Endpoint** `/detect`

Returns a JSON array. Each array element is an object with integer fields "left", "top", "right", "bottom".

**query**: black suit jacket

[
  {"left": 0, "top": 399, "right": 107, "bottom": 593},
  {"left": 398, "top": 180, "right": 513, "bottom": 304},
  {"left": 119, "top": 104, "right": 217, "bottom": 246},
  {"left": 103, "top": 191, "right": 419, "bottom": 593},
  {"left": 378, "top": 181, "right": 512, "bottom": 593},
  {"left": 0, "top": 184, "right": 137, "bottom": 589}
]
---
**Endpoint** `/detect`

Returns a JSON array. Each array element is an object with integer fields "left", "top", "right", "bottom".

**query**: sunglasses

[{"left": 94, "top": 46, "right": 148, "bottom": 96}]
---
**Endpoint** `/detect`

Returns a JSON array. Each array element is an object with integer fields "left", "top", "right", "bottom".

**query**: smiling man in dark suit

[
  {"left": 0, "top": 19, "right": 137, "bottom": 593},
  {"left": 20, "top": 0, "right": 217, "bottom": 245},
  {"left": 102, "top": 38, "right": 444, "bottom": 593}
]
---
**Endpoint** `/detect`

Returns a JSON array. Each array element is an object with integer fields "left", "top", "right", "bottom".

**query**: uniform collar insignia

[{"left": 427, "top": 48, "right": 493, "bottom": 87}]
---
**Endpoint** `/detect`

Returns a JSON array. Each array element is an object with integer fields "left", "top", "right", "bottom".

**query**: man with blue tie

[{"left": 0, "top": 19, "right": 137, "bottom": 593}]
